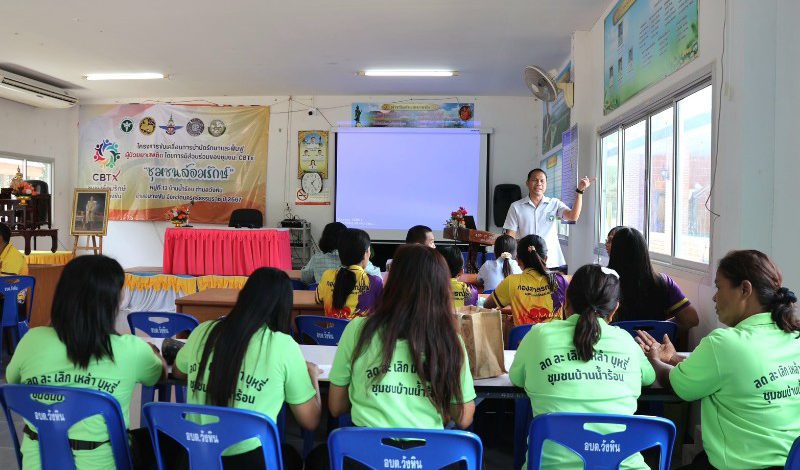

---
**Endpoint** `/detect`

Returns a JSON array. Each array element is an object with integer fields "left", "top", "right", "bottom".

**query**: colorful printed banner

[
  {"left": 78, "top": 104, "right": 269, "bottom": 223},
  {"left": 603, "top": 0, "right": 699, "bottom": 114},
  {"left": 352, "top": 102, "right": 474, "bottom": 128},
  {"left": 542, "top": 63, "right": 572, "bottom": 154}
]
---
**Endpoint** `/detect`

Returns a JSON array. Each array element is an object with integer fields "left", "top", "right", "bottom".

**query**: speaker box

[{"left": 493, "top": 184, "right": 522, "bottom": 227}]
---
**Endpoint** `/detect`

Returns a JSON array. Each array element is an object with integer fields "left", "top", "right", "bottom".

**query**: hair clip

[
  {"left": 528, "top": 246, "right": 537, "bottom": 253},
  {"left": 600, "top": 267, "right": 620, "bottom": 279},
  {"left": 500, "top": 252, "right": 513, "bottom": 260}
]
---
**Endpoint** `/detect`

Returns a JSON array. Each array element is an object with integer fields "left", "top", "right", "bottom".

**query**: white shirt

[
  {"left": 477, "top": 258, "right": 522, "bottom": 292},
  {"left": 502, "top": 196, "right": 569, "bottom": 268}
]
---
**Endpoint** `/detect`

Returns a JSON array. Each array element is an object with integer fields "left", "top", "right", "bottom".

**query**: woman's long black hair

[
  {"left": 50, "top": 255, "right": 125, "bottom": 369},
  {"left": 332, "top": 229, "right": 371, "bottom": 310},
  {"left": 607, "top": 227, "right": 666, "bottom": 320},
  {"left": 194, "top": 268, "right": 293, "bottom": 406},
  {"left": 567, "top": 265, "right": 621, "bottom": 361}
]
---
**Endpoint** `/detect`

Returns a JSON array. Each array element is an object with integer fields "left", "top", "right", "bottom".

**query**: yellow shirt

[
  {"left": 490, "top": 268, "right": 567, "bottom": 326},
  {"left": 315, "top": 265, "right": 383, "bottom": 319},
  {"left": 0, "top": 242, "right": 28, "bottom": 276}
]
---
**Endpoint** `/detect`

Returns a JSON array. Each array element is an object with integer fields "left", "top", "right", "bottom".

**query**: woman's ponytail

[
  {"left": 770, "top": 287, "right": 800, "bottom": 334},
  {"left": 573, "top": 307, "right": 602, "bottom": 361},
  {"left": 332, "top": 267, "right": 357, "bottom": 310}
]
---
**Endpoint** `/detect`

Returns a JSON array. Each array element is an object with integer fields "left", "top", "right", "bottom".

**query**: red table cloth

[{"left": 163, "top": 228, "right": 292, "bottom": 275}]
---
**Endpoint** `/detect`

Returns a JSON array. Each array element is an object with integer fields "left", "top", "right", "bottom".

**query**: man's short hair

[
  {"left": 0, "top": 223, "right": 11, "bottom": 244},
  {"left": 405, "top": 225, "right": 432, "bottom": 244},
  {"left": 527, "top": 168, "right": 547, "bottom": 182}
]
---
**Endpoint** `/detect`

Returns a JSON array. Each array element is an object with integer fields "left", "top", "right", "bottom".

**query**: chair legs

[{"left": 513, "top": 398, "right": 533, "bottom": 470}]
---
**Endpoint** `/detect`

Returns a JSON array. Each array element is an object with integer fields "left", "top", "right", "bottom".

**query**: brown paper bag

[{"left": 454, "top": 305, "right": 506, "bottom": 379}]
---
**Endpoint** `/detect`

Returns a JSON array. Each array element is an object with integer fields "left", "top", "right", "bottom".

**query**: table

[
  {"left": 11, "top": 229, "right": 58, "bottom": 255},
  {"left": 163, "top": 228, "right": 291, "bottom": 276},
  {"left": 175, "top": 288, "right": 321, "bottom": 322},
  {"left": 150, "top": 339, "right": 679, "bottom": 402}
]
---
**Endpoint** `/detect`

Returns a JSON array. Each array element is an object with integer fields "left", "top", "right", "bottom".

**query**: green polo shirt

[
  {"left": 509, "top": 314, "right": 655, "bottom": 469},
  {"left": 670, "top": 312, "right": 800, "bottom": 469},
  {"left": 329, "top": 316, "right": 477, "bottom": 429}
]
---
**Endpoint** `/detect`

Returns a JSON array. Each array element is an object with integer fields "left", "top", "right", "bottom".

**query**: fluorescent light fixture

[
  {"left": 359, "top": 70, "right": 457, "bottom": 77},
  {"left": 85, "top": 73, "right": 165, "bottom": 81}
]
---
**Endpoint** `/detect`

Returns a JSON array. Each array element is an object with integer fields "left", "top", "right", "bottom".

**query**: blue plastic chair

[
  {"left": 295, "top": 315, "right": 349, "bottom": 346},
  {"left": 328, "top": 427, "right": 483, "bottom": 470},
  {"left": 786, "top": 435, "right": 800, "bottom": 469},
  {"left": 0, "top": 384, "right": 133, "bottom": 470},
  {"left": 143, "top": 402, "right": 283, "bottom": 470},
  {"left": 527, "top": 412, "right": 676, "bottom": 470},
  {"left": 291, "top": 279, "right": 308, "bottom": 290},
  {"left": 508, "top": 324, "right": 533, "bottom": 350},
  {"left": 509, "top": 323, "right": 534, "bottom": 470},
  {"left": 127, "top": 312, "right": 199, "bottom": 419},
  {"left": 484, "top": 253, "right": 496, "bottom": 263},
  {"left": 612, "top": 320, "right": 678, "bottom": 344},
  {"left": 0, "top": 275, "right": 35, "bottom": 358},
  {"left": 307, "top": 282, "right": 319, "bottom": 291}
]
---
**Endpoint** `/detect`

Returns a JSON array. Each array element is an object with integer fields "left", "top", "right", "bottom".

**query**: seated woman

[
  {"left": 300, "top": 222, "right": 381, "bottom": 284},
  {"left": 174, "top": 268, "right": 321, "bottom": 470},
  {"left": 510, "top": 264, "right": 655, "bottom": 469},
  {"left": 637, "top": 250, "right": 800, "bottom": 470},
  {"left": 608, "top": 227, "right": 699, "bottom": 331},
  {"left": 477, "top": 234, "right": 522, "bottom": 292},
  {"left": 327, "top": 243, "right": 475, "bottom": 428},
  {"left": 484, "top": 234, "right": 568, "bottom": 326},
  {"left": 315, "top": 228, "right": 383, "bottom": 319},
  {"left": 441, "top": 245, "right": 478, "bottom": 308},
  {"left": 7, "top": 255, "right": 167, "bottom": 470}
]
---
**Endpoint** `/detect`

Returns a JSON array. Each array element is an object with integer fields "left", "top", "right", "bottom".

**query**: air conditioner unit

[{"left": 0, "top": 70, "right": 78, "bottom": 109}]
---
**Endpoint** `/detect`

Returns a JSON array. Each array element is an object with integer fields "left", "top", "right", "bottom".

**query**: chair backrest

[
  {"left": 295, "top": 315, "right": 349, "bottom": 346},
  {"left": 143, "top": 402, "right": 283, "bottom": 470},
  {"left": 611, "top": 320, "right": 678, "bottom": 344},
  {"left": 25, "top": 180, "right": 48, "bottom": 195},
  {"left": 527, "top": 412, "right": 675, "bottom": 470},
  {"left": 0, "top": 384, "right": 133, "bottom": 470},
  {"left": 228, "top": 209, "right": 263, "bottom": 228},
  {"left": 127, "top": 312, "right": 199, "bottom": 338},
  {"left": 307, "top": 282, "right": 319, "bottom": 291},
  {"left": 786, "top": 435, "right": 800, "bottom": 469},
  {"left": 290, "top": 279, "right": 308, "bottom": 290},
  {"left": 508, "top": 324, "right": 533, "bottom": 350},
  {"left": 328, "top": 427, "right": 483, "bottom": 470},
  {"left": 0, "top": 275, "right": 35, "bottom": 328}
]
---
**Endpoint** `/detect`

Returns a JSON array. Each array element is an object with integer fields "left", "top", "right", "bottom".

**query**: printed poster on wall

[
  {"left": 560, "top": 125, "right": 579, "bottom": 208},
  {"left": 295, "top": 130, "right": 331, "bottom": 205},
  {"left": 352, "top": 102, "right": 475, "bottom": 128},
  {"left": 78, "top": 104, "right": 268, "bottom": 223},
  {"left": 542, "top": 63, "right": 572, "bottom": 154},
  {"left": 603, "top": 0, "right": 699, "bottom": 114},
  {"left": 540, "top": 152, "right": 562, "bottom": 202}
]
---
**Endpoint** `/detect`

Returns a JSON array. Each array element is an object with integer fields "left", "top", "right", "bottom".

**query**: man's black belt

[{"left": 23, "top": 425, "right": 110, "bottom": 451}]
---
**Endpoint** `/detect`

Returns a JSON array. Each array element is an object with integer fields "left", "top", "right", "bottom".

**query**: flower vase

[
  {"left": 171, "top": 220, "right": 186, "bottom": 228},
  {"left": 16, "top": 195, "right": 30, "bottom": 206}
]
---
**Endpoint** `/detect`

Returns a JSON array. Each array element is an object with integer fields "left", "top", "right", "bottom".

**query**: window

[
  {"left": 0, "top": 155, "right": 53, "bottom": 192},
  {"left": 598, "top": 82, "right": 712, "bottom": 268},
  {"left": 600, "top": 132, "right": 620, "bottom": 253}
]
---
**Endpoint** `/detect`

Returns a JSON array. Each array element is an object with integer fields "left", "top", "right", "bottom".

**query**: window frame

[
  {"left": 0, "top": 151, "right": 55, "bottom": 194},
  {"left": 597, "top": 72, "right": 714, "bottom": 273}
]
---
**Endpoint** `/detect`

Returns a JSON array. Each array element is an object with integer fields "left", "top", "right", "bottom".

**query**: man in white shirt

[{"left": 503, "top": 168, "right": 592, "bottom": 269}]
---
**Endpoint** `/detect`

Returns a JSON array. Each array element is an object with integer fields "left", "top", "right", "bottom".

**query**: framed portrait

[{"left": 71, "top": 188, "right": 110, "bottom": 235}]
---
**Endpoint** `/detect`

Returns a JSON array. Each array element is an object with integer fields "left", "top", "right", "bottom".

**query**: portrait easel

[{"left": 72, "top": 235, "right": 103, "bottom": 255}]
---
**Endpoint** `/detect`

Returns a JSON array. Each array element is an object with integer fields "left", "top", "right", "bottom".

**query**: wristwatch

[{"left": 575, "top": 188, "right": 584, "bottom": 194}]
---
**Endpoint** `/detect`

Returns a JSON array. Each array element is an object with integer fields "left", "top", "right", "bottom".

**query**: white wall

[
  {"left": 569, "top": 0, "right": 796, "bottom": 341},
  {"left": 96, "top": 95, "right": 540, "bottom": 267},
  {"left": 0, "top": 98, "right": 78, "bottom": 251}
]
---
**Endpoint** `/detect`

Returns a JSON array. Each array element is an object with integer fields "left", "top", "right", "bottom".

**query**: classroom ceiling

[{"left": 0, "top": 0, "right": 606, "bottom": 101}]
